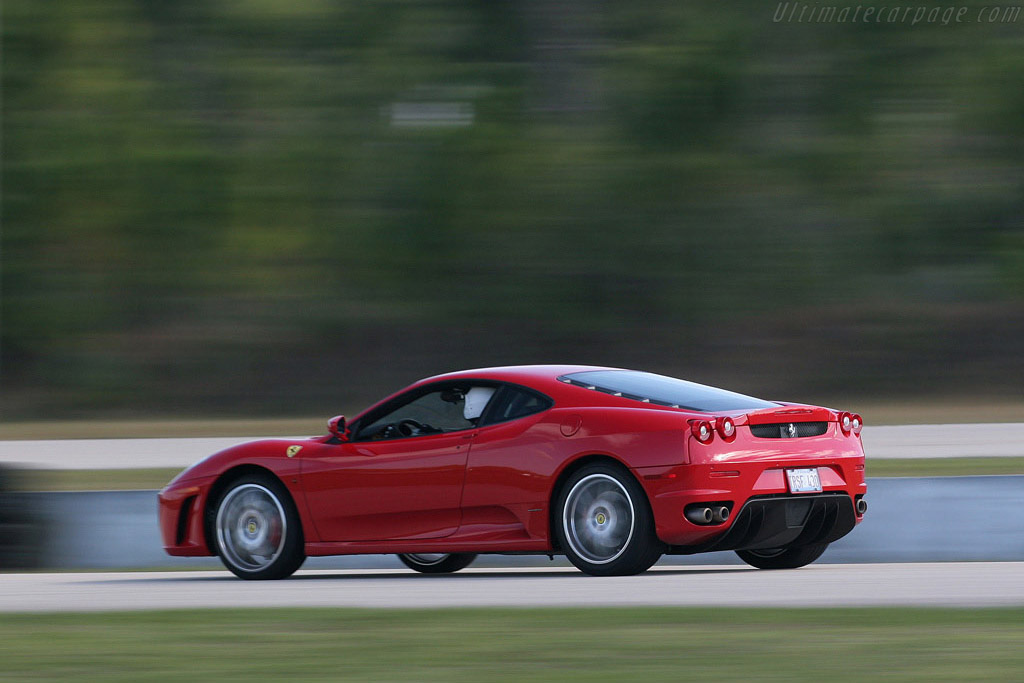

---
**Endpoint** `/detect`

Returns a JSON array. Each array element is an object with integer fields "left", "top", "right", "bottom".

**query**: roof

[
  {"left": 417, "top": 364, "right": 616, "bottom": 392},
  {"left": 415, "top": 365, "right": 776, "bottom": 413}
]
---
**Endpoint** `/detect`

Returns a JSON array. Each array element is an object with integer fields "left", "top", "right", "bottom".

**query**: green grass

[
  {"left": 867, "top": 457, "right": 1024, "bottom": 478},
  {"left": 1, "top": 398, "right": 1021, "bottom": 441},
  {"left": 18, "top": 458, "right": 1024, "bottom": 491},
  {"left": 0, "top": 418, "right": 328, "bottom": 440},
  {"left": 19, "top": 468, "right": 185, "bottom": 491},
  {"left": 0, "top": 607, "right": 1021, "bottom": 682}
]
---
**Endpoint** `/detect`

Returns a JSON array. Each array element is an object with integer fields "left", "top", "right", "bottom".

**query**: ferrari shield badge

[{"left": 286, "top": 445, "right": 303, "bottom": 458}]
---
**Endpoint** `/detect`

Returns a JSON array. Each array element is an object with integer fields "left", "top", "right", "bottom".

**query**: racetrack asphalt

[{"left": 2, "top": 562, "right": 1022, "bottom": 612}]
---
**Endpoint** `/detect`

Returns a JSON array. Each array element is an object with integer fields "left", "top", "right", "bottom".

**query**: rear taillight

[
  {"left": 851, "top": 414, "right": 863, "bottom": 435},
  {"left": 839, "top": 411, "right": 852, "bottom": 435},
  {"left": 717, "top": 416, "right": 736, "bottom": 441},
  {"left": 691, "top": 419, "right": 714, "bottom": 444}
]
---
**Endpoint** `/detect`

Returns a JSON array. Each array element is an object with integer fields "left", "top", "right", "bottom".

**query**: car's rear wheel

[
  {"left": 555, "top": 463, "right": 663, "bottom": 576},
  {"left": 214, "top": 473, "right": 305, "bottom": 580},
  {"left": 735, "top": 542, "right": 828, "bottom": 569},
  {"left": 397, "top": 553, "right": 477, "bottom": 574}
]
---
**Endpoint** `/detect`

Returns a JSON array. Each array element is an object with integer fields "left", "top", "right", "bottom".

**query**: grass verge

[
  {"left": 867, "top": 457, "right": 1024, "bottom": 478},
  {"left": 0, "top": 418, "right": 327, "bottom": 440},
  {"left": 19, "top": 468, "right": 184, "bottom": 491},
  {"left": 0, "top": 607, "right": 1021, "bottom": 682},
  {"left": 1, "top": 398, "right": 1021, "bottom": 441},
  {"left": 16, "top": 458, "right": 1024, "bottom": 491}
]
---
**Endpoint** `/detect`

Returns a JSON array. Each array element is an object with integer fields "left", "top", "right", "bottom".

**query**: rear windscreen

[{"left": 560, "top": 370, "right": 777, "bottom": 412}]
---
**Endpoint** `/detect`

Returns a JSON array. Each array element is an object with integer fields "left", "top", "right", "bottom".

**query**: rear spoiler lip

[{"left": 745, "top": 405, "right": 834, "bottom": 425}]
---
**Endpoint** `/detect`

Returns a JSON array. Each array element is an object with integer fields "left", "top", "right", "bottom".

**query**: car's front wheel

[
  {"left": 213, "top": 473, "right": 305, "bottom": 580},
  {"left": 397, "top": 553, "right": 477, "bottom": 574},
  {"left": 555, "top": 463, "right": 663, "bottom": 576},
  {"left": 735, "top": 542, "right": 828, "bottom": 570}
]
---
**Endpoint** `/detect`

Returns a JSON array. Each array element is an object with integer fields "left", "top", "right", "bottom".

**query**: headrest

[{"left": 463, "top": 387, "right": 496, "bottom": 420}]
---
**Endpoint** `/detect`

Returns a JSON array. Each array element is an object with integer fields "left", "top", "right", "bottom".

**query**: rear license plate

[{"left": 786, "top": 468, "right": 822, "bottom": 493}]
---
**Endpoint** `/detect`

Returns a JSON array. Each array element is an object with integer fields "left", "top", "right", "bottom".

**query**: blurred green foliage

[{"left": 2, "top": 0, "right": 1023, "bottom": 417}]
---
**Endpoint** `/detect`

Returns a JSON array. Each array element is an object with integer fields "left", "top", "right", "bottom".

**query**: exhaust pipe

[
  {"left": 685, "top": 507, "right": 714, "bottom": 525},
  {"left": 711, "top": 506, "right": 730, "bottom": 524},
  {"left": 856, "top": 498, "right": 868, "bottom": 515}
]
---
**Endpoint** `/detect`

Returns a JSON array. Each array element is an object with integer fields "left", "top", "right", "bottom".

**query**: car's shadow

[
  {"left": 88, "top": 567, "right": 751, "bottom": 584},
  {"left": 289, "top": 567, "right": 751, "bottom": 581}
]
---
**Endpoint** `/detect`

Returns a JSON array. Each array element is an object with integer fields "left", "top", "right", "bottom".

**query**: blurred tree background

[{"left": 2, "top": 0, "right": 1022, "bottom": 418}]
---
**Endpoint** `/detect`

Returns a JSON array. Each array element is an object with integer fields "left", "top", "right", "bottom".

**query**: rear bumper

[
  {"left": 666, "top": 492, "right": 857, "bottom": 554},
  {"left": 637, "top": 439, "right": 866, "bottom": 547}
]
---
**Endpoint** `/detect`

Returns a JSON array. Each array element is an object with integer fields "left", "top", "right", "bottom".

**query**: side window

[
  {"left": 356, "top": 385, "right": 496, "bottom": 440},
  {"left": 487, "top": 386, "right": 552, "bottom": 424}
]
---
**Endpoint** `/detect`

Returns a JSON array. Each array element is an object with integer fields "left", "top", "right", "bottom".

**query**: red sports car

[{"left": 159, "top": 365, "right": 867, "bottom": 579}]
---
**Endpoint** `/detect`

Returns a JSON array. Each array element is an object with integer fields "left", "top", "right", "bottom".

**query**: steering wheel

[{"left": 396, "top": 418, "right": 430, "bottom": 437}]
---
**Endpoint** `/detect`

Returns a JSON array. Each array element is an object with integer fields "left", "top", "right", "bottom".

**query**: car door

[
  {"left": 299, "top": 383, "right": 487, "bottom": 542},
  {"left": 458, "top": 385, "right": 556, "bottom": 536}
]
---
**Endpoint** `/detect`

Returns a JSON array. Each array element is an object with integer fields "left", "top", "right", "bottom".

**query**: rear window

[{"left": 559, "top": 370, "right": 776, "bottom": 412}]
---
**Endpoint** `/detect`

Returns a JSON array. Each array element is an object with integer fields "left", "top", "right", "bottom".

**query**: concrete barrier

[
  {"left": 0, "top": 467, "right": 45, "bottom": 569},
  {"left": 32, "top": 490, "right": 394, "bottom": 571},
  {"left": 21, "top": 476, "right": 1024, "bottom": 570}
]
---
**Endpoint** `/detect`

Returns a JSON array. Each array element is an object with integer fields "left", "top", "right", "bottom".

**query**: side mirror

[{"left": 328, "top": 415, "right": 349, "bottom": 441}]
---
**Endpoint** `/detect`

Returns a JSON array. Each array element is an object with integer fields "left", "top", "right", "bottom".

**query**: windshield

[{"left": 560, "top": 370, "right": 777, "bottom": 412}]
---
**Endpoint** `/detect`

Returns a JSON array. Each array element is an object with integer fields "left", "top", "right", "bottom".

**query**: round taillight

[
  {"left": 839, "top": 412, "right": 852, "bottom": 435},
  {"left": 718, "top": 417, "right": 736, "bottom": 440},
  {"left": 851, "top": 414, "right": 863, "bottom": 435},
  {"left": 692, "top": 420, "right": 714, "bottom": 444}
]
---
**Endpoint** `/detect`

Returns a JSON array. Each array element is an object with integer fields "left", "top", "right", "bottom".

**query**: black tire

[
  {"left": 397, "top": 553, "right": 477, "bottom": 574},
  {"left": 736, "top": 542, "right": 829, "bottom": 570},
  {"left": 554, "top": 463, "right": 663, "bottom": 576},
  {"left": 213, "top": 472, "right": 305, "bottom": 580}
]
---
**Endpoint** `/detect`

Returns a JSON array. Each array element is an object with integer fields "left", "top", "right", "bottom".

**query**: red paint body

[{"left": 159, "top": 365, "right": 866, "bottom": 559}]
